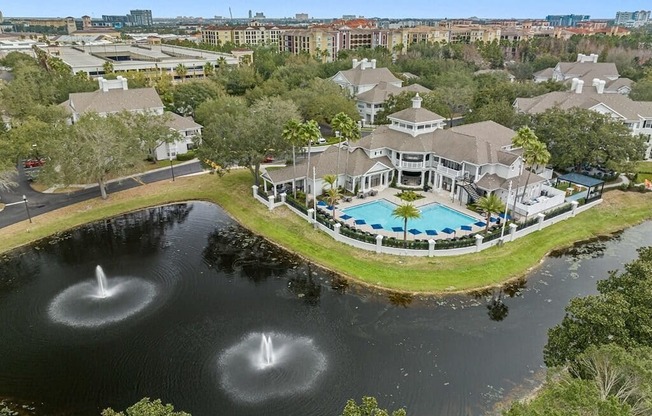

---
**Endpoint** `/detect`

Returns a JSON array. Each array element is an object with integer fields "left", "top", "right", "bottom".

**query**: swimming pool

[{"left": 342, "top": 199, "right": 477, "bottom": 233}]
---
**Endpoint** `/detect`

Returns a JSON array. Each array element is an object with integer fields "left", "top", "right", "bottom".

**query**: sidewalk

[{"left": 41, "top": 159, "right": 203, "bottom": 193}]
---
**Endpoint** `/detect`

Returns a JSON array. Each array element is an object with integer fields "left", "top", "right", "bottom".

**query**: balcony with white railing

[
  {"left": 436, "top": 164, "right": 462, "bottom": 177},
  {"left": 399, "top": 161, "right": 425, "bottom": 169}
]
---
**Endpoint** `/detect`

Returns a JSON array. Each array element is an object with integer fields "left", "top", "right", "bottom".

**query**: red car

[
  {"left": 263, "top": 155, "right": 274, "bottom": 163},
  {"left": 23, "top": 158, "right": 46, "bottom": 168}
]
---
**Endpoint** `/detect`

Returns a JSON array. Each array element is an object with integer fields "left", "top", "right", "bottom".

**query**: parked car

[
  {"left": 311, "top": 137, "right": 327, "bottom": 145},
  {"left": 263, "top": 155, "right": 274, "bottom": 163}
]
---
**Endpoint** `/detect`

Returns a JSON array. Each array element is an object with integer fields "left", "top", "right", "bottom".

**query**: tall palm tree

[
  {"left": 392, "top": 203, "right": 421, "bottom": 248},
  {"left": 282, "top": 119, "right": 302, "bottom": 198},
  {"left": 102, "top": 61, "right": 114, "bottom": 75},
  {"left": 299, "top": 120, "right": 322, "bottom": 207},
  {"left": 203, "top": 62, "right": 214, "bottom": 78},
  {"left": 322, "top": 174, "right": 337, "bottom": 191},
  {"left": 511, "top": 126, "right": 538, "bottom": 212},
  {"left": 332, "top": 113, "right": 361, "bottom": 192},
  {"left": 475, "top": 193, "right": 506, "bottom": 233},
  {"left": 175, "top": 63, "right": 187, "bottom": 82},
  {"left": 324, "top": 187, "right": 341, "bottom": 218},
  {"left": 520, "top": 140, "right": 551, "bottom": 202}
]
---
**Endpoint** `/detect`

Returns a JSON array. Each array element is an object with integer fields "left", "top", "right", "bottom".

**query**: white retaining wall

[{"left": 252, "top": 186, "right": 603, "bottom": 257}]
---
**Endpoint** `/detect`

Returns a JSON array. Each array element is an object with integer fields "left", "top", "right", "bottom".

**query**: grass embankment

[{"left": 1, "top": 170, "right": 651, "bottom": 293}]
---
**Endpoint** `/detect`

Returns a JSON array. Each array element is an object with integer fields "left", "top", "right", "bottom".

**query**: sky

[{"left": 2, "top": 0, "right": 649, "bottom": 19}]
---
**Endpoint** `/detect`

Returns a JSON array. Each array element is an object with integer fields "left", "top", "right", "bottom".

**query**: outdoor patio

[{"left": 316, "top": 187, "right": 497, "bottom": 241}]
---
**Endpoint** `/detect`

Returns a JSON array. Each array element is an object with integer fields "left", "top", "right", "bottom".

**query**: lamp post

[
  {"left": 500, "top": 180, "right": 512, "bottom": 240},
  {"left": 22, "top": 195, "right": 32, "bottom": 223},
  {"left": 169, "top": 155, "right": 175, "bottom": 182}
]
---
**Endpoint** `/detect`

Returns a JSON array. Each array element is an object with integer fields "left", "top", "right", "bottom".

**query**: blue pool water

[{"left": 342, "top": 199, "right": 477, "bottom": 233}]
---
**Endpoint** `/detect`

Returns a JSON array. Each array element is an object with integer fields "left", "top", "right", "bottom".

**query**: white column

[
  {"left": 252, "top": 185, "right": 258, "bottom": 198},
  {"left": 280, "top": 193, "right": 286, "bottom": 204},
  {"left": 420, "top": 171, "right": 425, "bottom": 187},
  {"left": 537, "top": 213, "right": 546, "bottom": 230},
  {"left": 307, "top": 208, "right": 315, "bottom": 223},
  {"left": 267, "top": 195, "right": 275, "bottom": 211},
  {"left": 334, "top": 223, "right": 341, "bottom": 241},
  {"left": 509, "top": 223, "right": 518, "bottom": 242},
  {"left": 428, "top": 239, "right": 436, "bottom": 257},
  {"left": 475, "top": 234, "right": 484, "bottom": 252},
  {"left": 570, "top": 200, "right": 579, "bottom": 217},
  {"left": 375, "top": 234, "right": 383, "bottom": 254}
]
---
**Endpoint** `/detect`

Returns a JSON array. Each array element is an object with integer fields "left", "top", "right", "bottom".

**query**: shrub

[{"left": 176, "top": 151, "right": 196, "bottom": 161}]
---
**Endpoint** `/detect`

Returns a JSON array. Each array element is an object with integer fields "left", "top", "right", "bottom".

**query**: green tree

[
  {"left": 630, "top": 79, "right": 652, "bottom": 101},
  {"left": 175, "top": 63, "right": 187, "bottom": 82},
  {"left": 340, "top": 396, "right": 407, "bottom": 416},
  {"left": 474, "top": 193, "right": 505, "bottom": 233},
  {"left": 519, "top": 139, "right": 551, "bottom": 202},
  {"left": 41, "top": 112, "right": 166, "bottom": 199},
  {"left": 392, "top": 203, "right": 421, "bottom": 248},
  {"left": 284, "top": 78, "right": 358, "bottom": 124},
  {"left": 282, "top": 118, "right": 304, "bottom": 198},
  {"left": 195, "top": 96, "right": 300, "bottom": 186},
  {"left": 169, "top": 79, "right": 224, "bottom": 116},
  {"left": 203, "top": 62, "right": 215, "bottom": 78},
  {"left": 330, "top": 112, "right": 359, "bottom": 180},
  {"left": 101, "top": 397, "right": 190, "bottom": 416},
  {"left": 544, "top": 247, "right": 652, "bottom": 367},
  {"left": 299, "top": 120, "right": 322, "bottom": 205},
  {"left": 102, "top": 61, "right": 114, "bottom": 75},
  {"left": 531, "top": 107, "right": 645, "bottom": 170},
  {"left": 324, "top": 187, "right": 341, "bottom": 218}
]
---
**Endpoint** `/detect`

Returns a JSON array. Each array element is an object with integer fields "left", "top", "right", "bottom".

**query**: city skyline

[{"left": 2, "top": 0, "right": 650, "bottom": 19}]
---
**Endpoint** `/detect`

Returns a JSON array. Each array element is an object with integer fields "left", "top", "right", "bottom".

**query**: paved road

[{"left": 0, "top": 161, "right": 203, "bottom": 229}]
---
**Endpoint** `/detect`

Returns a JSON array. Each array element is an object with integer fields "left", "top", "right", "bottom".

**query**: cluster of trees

[{"left": 506, "top": 247, "right": 652, "bottom": 414}]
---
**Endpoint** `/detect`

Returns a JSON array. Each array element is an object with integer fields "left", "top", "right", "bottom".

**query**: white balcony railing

[
  {"left": 436, "top": 165, "right": 462, "bottom": 177},
  {"left": 399, "top": 161, "right": 424, "bottom": 169}
]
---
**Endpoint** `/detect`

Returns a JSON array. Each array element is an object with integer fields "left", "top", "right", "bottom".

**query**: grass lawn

[
  {"left": 635, "top": 160, "right": 652, "bottom": 172},
  {"left": 1, "top": 169, "right": 651, "bottom": 294}
]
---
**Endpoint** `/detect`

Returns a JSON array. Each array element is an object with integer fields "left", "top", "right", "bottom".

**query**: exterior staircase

[{"left": 460, "top": 182, "right": 481, "bottom": 204}]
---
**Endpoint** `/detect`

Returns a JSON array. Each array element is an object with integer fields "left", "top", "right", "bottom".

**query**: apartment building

[{"left": 201, "top": 23, "right": 287, "bottom": 47}]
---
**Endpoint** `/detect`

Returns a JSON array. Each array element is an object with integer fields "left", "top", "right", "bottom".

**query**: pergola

[{"left": 556, "top": 172, "right": 605, "bottom": 203}]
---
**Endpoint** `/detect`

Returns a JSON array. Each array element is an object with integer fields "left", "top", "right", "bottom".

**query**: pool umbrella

[
  {"left": 408, "top": 228, "right": 421, "bottom": 235},
  {"left": 425, "top": 230, "right": 438, "bottom": 236},
  {"left": 354, "top": 219, "right": 366, "bottom": 225},
  {"left": 460, "top": 225, "right": 472, "bottom": 231},
  {"left": 340, "top": 214, "right": 352, "bottom": 220},
  {"left": 391, "top": 226, "right": 403, "bottom": 233},
  {"left": 441, "top": 227, "right": 455, "bottom": 234},
  {"left": 498, "top": 212, "right": 512, "bottom": 220},
  {"left": 370, "top": 223, "right": 383, "bottom": 230},
  {"left": 317, "top": 200, "right": 327, "bottom": 207},
  {"left": 489, "top": 217, "right": 498, "bottom": 223},
  {"left": 474, "top": 221, "right": 486, "bottom": 227}
]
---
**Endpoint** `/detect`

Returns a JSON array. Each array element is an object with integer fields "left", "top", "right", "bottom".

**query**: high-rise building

[
  {"left": 248, "top": 10, "right": 252, "bottom": 19},
  {"left": 295, "top": 13, "right": 309, "bottom": 21},
  {"left": 615, "top": 10, "right": 651, "bottom": 27},
  {"left": 129, "top": 9, "right": 153, "bottom": 26},
  {"left": 545, "top": 14, "right": 590, "bottom": 27}
]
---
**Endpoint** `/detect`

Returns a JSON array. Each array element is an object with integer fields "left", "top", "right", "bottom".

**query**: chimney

[
  {"left": 571, "top": 78, "right": 579, "bottom": 90},
  {"left": 597, "top": 80, "right": 606, "bottom": 94},
  {"left": 98, "top": 77, "right": 109, "bottom": 92},
  {"left": 576, "top": 53, "right": 585, "bottom": 62},
  {"left": 370, "top": 58, "right": 377, "bottom": 69},
  {"left": 592, "top": 78, "right": 600, "bottom": 87},
  {"left": 575, "top": 80, "right": 584, "bottom": 94},
  {"left": 412, "top": 93, "right": 422, "bottom": 109},
  {"left": 352, "top": 58, "right": 358, "bottom": 68},
  {"left": 590, "top": 53, "right": 598, "bottom": 63}
]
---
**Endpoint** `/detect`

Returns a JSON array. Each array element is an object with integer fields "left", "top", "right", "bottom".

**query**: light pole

[
  {"left": 500, "top": 180, "right": 512, "bottom": 240},
  {"left": 22, "top": 195, "right": 32, "bottom": 223},
  {"left": 169, "top": 155, "right": 175, "bottom": 181}
]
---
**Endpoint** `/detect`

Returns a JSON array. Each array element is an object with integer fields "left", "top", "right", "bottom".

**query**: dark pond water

[{"left": 0, "top": 202, "right": 650, "bottom": 416}]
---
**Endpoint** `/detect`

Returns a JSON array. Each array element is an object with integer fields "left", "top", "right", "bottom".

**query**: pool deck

[{"left": 330, "top": 187, "right": 490, "bottom": 240}]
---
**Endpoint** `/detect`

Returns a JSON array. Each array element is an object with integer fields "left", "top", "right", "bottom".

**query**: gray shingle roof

[
  {"left": 263, "top": 146, "right": 393, "bottom": 184},
  {"left": 389, "top": 107, "right": 444, "bottom": 123},
  {"left": 557, "top": 61, "right": 619, "bottom": 81},
  {"left": 355, "top": 82, "right": 431, "bottom": 104},
  {"left": 164, "top": 112, "right": 202, "bottom": 131},
  {"left": 355, "top": 121, "right": 519, "bottom": 166},
  {"left": 336, "top": 67, "right": 401, "bottom": 87},
  {"left": 514, "top": 91, "right": 652, "bottom": 120},
  {"left": 67, "top": 87, "right": 164, "bottom": 115}
]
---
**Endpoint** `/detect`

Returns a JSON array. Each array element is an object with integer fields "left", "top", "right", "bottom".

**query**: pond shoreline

[{"left": 0, "top": 171, "right": 650, "bottom": 294}]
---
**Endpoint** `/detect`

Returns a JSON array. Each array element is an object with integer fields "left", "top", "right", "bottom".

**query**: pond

[{"left": 0, "top": 202, "right": 650, "bottom": 415}]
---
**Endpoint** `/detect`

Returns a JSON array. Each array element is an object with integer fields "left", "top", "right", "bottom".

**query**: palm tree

[
  {"left": 324, "top": 187, "right": 341, "bottom": 218},
  {"left": 175, "top": 63, "right": 187, "bottom": 82},
  {"left": 203, "top": 62, "right": 214, "bottom": 78},
  {"left": 282, "top": 119, "right": 302, "bottom": 198},
  {"left": 299, "top": 120, "right": 321, "bottom": 207},
  {"left": 520, "top": 140, "right": 551, "bottom": 203},
  {"left": 102, "top": 61, "right": 114, "bottom": 75},
  {"left": 331, "top": 113, "right": 352, "bottom": 182},
  {"left": 322, "top": 174, "right": 337, "bottom": 191},
  {"left": 511, "top": 126, "right": 538, "bottom": 212},
  {"left": 392, "top": 203, "right": 421, "bottom": 248},
  {"left": 475, "top": 193, "right": 506, "bottom": 233}
]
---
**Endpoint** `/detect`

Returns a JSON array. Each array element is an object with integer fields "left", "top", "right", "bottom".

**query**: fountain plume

[
  {"left": 96, "top": 265, "right": 108, "bottom": 298},
  {"left": 260, "top": 333, "right": 274, "bottom": 366}
]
